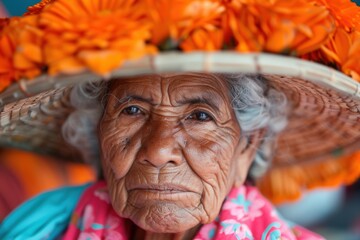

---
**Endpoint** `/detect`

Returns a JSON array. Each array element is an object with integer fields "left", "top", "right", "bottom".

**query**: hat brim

[{"left": 1, "top": 52, "right": 360, "bottom": 170}]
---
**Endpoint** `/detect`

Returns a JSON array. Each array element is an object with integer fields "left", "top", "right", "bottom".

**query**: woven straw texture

[
  {"left": 0, "top": 87, "right": 81, "bottom": 160},
  {"left": 0, "top": 53, "right": 360, "bottom": 169}
]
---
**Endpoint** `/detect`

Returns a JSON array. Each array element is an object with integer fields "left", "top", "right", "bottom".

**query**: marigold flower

[
  {"left": 178, "top": 0, "right": 225, "bottom": 51},
  {"left": 146, "top": 0, "right": 225, "bottom": 51},
  {"left": 40, "top": 0, "right": 157, "bottom": 75},
  {"left": 310, "top": 28, "right": 360, "bottom": 81},
  {"left": 0, "top": 18, "right": 10, "bottom": 31},
  {"left": 181, "top": 28, "right": 224, "bottom": 51},
  {"left": 25, "top": 0, "right": 56, "bottom": 16},
  {"left": 313, "top": 0, "right": 360, "bottom": 32},
  {"left": 225, "top": 0, "right": 335, "bottom": 55},
  {"left": 145, "top": 0, "right": 176, "bottom": 45},
  {"left": 0, "top": 33, "right": 15, "bottom": 92},
  {"left": 0, "top": 16, "right": 43, "bottom": 91}
]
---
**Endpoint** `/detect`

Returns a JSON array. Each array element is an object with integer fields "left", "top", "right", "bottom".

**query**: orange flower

[
  {"left": 313, "top": 0, "right": 360, "bottom": 32},
  {"left": 40, "top": 0, "right": 157, "bottom": 75},
  {"left": 314, "top": 28, "right": 360, "bottom": 81},
  {"left": 0, "top": 18, "right": 10, "bottom": 31},
  {"left": 0, "top": 16, "right": 43, "bottom": 92},
  {"left": 225, "top": 0, "right": 335, "bottom": 55},
  {"left": 25, "top": 0, "right": 56, "bottom": 16},
  {"left": 181, "top": 28, "right": 224, "bottom": 51},
  {"left": 0, "top": 30, "right": 15, "bottom": 92},
  {"left": 145, "top": 0, "right": 178, "bottom": 45},
  {"left": 179, "top": 0, "right": 226, "bottom": 51},
  {"left": 146, "top": 0, "right": 225, "bottom": 51}
]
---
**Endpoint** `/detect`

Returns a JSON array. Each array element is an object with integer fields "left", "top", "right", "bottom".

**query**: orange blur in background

[{"left": 0, "top": 149, "right": 96, "bottom": 220}]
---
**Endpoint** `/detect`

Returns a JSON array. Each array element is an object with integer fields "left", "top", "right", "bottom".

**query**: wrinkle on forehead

[
  {"left": 110, "top": 73, "right": 231, "bottom": 112},
  {"left": 164, "top": 73, "right": 229, "bottom": 107},
  {"left": 109, "top": 75, "right": 162, "bottom": 103}
]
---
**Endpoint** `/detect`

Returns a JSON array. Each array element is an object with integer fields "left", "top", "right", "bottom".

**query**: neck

[{"left": 133, "top": 225, "right": 201, "bottom": 240}]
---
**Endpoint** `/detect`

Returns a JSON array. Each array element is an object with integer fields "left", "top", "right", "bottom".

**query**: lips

[
  {"left": 128, "top": 183, "right": 192, "bottom": 193},
  {"left": 127, "top": 183, "right": 201, "bottom": 208}
]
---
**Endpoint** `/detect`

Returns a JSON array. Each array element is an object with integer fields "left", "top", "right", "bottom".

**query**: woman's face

[{"left": 99, "top": 73, "right": 255, "bottom": 233}]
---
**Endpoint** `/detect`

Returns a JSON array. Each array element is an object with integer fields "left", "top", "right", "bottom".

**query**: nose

[{"left": 137, "top": 120, "right": 183, "bottom": 168}]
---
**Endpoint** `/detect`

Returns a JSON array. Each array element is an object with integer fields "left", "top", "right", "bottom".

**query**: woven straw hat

[{"left": 1, "top": 0, "right": 360, "bottom": 203}]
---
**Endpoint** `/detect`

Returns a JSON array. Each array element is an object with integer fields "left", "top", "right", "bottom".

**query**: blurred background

[{"left": 0, "top": 0, "right": 360, "bottom": 239}]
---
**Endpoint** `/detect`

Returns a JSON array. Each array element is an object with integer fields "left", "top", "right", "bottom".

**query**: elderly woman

[
  {"left": 1, "top": 0, "right": 360, "bottom": 239},
  {"left": 0, "top": 73, "right": 319, "bottom": 239},
  {"left": 67, "top": 73, "right": 288, "bottom": 236}
]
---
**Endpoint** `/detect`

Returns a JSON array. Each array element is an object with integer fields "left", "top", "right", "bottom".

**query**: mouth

[
  {"left": 127, "top": 183, "right": 202, "bottom": 205},
  {"left": 129, "top": 184, "right": 191, "bottom": 193}
]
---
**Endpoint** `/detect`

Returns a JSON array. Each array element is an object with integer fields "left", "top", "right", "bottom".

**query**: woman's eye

[
  {"left": 187, "top": 111, "right": 213, "bottom": 122},
  {"left": 122, "top": 106, "right": 142, "bottom": 115}
]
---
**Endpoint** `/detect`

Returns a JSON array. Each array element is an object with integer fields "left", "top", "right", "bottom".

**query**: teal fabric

[
  {"left": 2, "top": 0, "right": 39, "bottom": 16},
  {"left": 0, "top": 183, "right": 91, "bottom": 240}
]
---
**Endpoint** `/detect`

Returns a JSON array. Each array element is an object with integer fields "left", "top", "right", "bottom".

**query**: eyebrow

[
  {"left": 177, "top": 96, "right": 221, "bottom": 112},
  {"left": 112, "top": 94, "right": 221, "bottom": 112},
  {"left": 113, "top": 95, "right": 155, "bottom": 108}
]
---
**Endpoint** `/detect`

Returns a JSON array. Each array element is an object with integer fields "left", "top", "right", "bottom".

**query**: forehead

[{"left": 108, "top": 73, "right": 231, "bottom": 105}]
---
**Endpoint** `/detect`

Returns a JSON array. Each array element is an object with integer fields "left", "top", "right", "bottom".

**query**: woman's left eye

[
  {"left": 122, "top": 106, "right": 143, "bottom": 115},
  {"left": 186, "top": 111, "right": 213, "bottom": 122}
]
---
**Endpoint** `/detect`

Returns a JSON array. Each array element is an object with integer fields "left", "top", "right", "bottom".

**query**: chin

[{"left": 129, "top": 202, "right": 201, "bottom": 233}]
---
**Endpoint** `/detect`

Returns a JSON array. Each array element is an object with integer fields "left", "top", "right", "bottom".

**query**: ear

[{"left": 233, "top": 129, "right": 266, "bottom": 187}]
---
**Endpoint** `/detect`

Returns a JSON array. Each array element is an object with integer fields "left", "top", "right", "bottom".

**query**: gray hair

[
  {"left": 62, "top": 74, "right": 288, "bottom": 179},
  {"left": 221, "top": 74, "right": 288, "bottom": 178}
]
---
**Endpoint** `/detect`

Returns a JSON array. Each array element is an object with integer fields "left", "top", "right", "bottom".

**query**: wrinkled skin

[{"left": 98, "top": 73, "right": 260, "bottom": 239}]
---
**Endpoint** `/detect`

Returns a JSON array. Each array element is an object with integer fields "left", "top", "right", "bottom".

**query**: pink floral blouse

[{"left": 62, "top": 181, "right": 324, "bottom": 240}]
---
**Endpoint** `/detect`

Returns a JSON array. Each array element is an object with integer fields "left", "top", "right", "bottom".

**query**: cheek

[
  {"left": 185, "top": 140, "right": 237, "bottom": 190},
  {"left": 185, "top": 127, "right": 239, "bottom": 182},
  {"left": 99, "top": 119, "right": 146, "bottom": 217},
  {"left": 183, "top": 128, "right": 241, "bottom": 221},
  {"left": 99, "top": 118, "right": 143, "bottom": 179}
]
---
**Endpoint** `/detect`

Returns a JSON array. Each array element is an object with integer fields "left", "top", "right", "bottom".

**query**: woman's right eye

[{"left": 122, "top": 106, "right": 143, "bottom": 115}]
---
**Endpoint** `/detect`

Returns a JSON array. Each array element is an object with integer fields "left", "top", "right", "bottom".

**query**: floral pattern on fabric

[
  {"left": 63, "top": 181, "right": 324, "bottom": 240},
  {"left": 63, "top": 182, "right": 129, "bottom": 240}
]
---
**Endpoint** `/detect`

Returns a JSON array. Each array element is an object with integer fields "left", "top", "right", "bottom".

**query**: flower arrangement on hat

[
  {"left": 1, "top": 0, "right": 360, "bottom": 86},
  {"left": 1, "top": 0, "right": 360, "bottom": 239}
]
